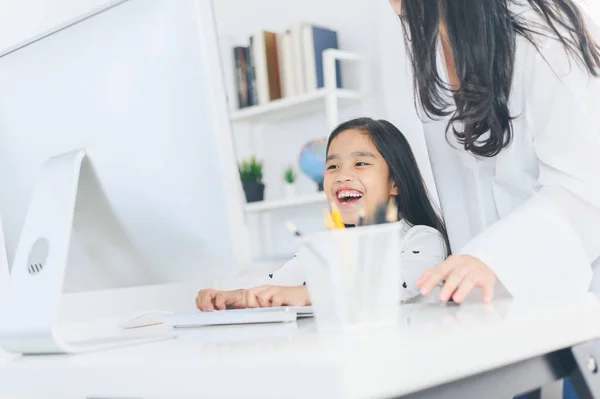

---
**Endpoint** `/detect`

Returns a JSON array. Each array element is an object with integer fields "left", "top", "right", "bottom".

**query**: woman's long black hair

[
  {"left": 327, "top": 117, "right": 450, "bottom": 254},
  {"left": 400, "top": 0, "right": 600, "bottom": 157}
]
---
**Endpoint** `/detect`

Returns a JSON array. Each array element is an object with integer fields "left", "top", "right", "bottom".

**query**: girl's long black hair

[
  {"left": 327, "top": 117, "right": 450, "bottom": 254},
  {"left": 400, "top": 0, "right": 600, "bottom": 157}
]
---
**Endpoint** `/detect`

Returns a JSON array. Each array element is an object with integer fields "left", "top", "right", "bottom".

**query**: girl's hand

[
  {"left": 196, "top": 289, "right": 250, "bottom": 311},
  {"left": 195, "top": 285, "right": 311, "bottom": 311},
  {"left": 416, "top": 255, "right": 497, "bottom": 303},
  {"left": 246, "top": 285, "right": 311, "bottom": 308}
]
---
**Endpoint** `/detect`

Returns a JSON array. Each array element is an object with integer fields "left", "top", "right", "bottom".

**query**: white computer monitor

[{"left": 0, "top": 0, "right": 250, "bottom": 293}]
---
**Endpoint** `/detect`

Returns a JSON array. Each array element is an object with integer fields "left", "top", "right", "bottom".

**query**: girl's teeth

[{"left": 337, "top": 191, "right": 363, "bottom": 199}]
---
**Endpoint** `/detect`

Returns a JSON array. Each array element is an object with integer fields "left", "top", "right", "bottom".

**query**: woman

[{"left": 389, "top": 0, "right": 600, "bottom": 304}]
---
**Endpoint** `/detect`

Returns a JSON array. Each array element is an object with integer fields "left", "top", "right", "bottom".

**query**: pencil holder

[{"left": 299, "top": 223, "right": 402, "bottom": 332}]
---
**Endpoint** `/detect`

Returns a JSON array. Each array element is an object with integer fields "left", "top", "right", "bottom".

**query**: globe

[{"left": 299, "top": 139, "right": 327, "bottom": 188}]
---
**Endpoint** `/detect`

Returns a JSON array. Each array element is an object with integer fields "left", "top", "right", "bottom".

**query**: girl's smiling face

[{"left": 324, "top": 129, "right": 398, "bottom": 225}]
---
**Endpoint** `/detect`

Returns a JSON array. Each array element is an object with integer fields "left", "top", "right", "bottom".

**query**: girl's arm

[
  {"left": 267, "top": 255, "right": 306, "bottom": 287},
  {"left": 400, "top": 226, "right": 447, "bottom": 302}
]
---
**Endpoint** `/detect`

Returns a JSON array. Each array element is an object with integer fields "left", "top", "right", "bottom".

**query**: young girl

[{"left": 196, "top": 118, "right": 449, "bottom": 311}]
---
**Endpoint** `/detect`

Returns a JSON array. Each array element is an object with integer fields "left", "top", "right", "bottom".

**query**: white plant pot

[{"left": 283, "top": 183, "right": 295, "bottom": 199}]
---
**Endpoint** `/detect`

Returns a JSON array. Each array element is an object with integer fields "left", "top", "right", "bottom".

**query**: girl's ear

[{"left": 390, "top": 181, "right": 399, "bottom": 196}]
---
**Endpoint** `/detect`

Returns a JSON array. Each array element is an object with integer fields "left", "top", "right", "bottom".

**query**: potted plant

[
  {"left": 283, "top": 166, "right": 297, "bottom": 198},
  {"left": 239, "top": 156, "right": 265, "bottom": 203}
]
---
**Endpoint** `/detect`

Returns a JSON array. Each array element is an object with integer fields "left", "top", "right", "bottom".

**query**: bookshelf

[
  {"left": 245, "top": 192, "right": 327, "bottom": 213},
  {"left": 230, "top": 48, "right": 369, "bottom": 258},
  {"left": 231, "top": 88, "right": 362, "bottom": 123}
]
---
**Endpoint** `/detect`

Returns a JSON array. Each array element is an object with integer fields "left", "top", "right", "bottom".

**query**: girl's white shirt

[{"left": 268, "top": 219, "right": 447, "bottom": 302}]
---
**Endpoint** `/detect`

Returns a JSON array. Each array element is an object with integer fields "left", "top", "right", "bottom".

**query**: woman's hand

[
  {"left": 416, "top": 255, "right": 497, "bottom": 303},
  {"left": 195, "top": 285, "right": 310, "bottom": 311}
]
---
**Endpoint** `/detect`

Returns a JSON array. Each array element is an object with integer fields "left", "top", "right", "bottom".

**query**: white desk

[{"left": 0, "top": 289, "right": 600, "bottom": 398}]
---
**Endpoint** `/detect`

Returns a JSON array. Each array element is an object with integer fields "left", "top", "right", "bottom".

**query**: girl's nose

[{"left": 335, "top": 170, "right": 355, "bottom": 183}]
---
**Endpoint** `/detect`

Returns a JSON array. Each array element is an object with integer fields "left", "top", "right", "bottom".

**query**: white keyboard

[{"left": 164, "top": 306, "right": 314, "bottom": 328}]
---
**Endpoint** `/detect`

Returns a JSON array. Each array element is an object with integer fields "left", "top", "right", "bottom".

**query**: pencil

[
  {"left": 324, "top": 209, "right": 337, "bottom": 230},
  {"left": 285, "top": 221, "right": 302, "bottom": 237},
  {"left": 330, "top": 203, "right": 345, "bottom": 229}
]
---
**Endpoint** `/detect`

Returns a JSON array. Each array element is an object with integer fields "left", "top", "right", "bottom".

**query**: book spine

[
  {"left": 252, "top": 32, "right": 269, "bottom": 105},
  {"left": 246, "top": 41, "right": 256, "bottom": 106},
  {"left": 290, "top": 24, "right": 306, "bottom": 95},
  {"left": 264, "top": 32, "right": 282, "bottom": 101},
  {"left": 233, "top": 46, "right": 248, "bottom": 108},
  {"left": 312, "top": 27, "right": 342, "bottom": 89},
  {"left": 281, "top": 31, "right": 296, "bottom": 98},
  {"left": 277, "top": 32, "right": 288, "bottom": 98},
  {"left": 302, "top": 26, "right": 317, "bottom": 92}
]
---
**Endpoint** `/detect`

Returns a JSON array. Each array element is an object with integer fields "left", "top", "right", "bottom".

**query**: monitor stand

[{"left": 0, "top": 150, "right": 173, "bottom": 355}]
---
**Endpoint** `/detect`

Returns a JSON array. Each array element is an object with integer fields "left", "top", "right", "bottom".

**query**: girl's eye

[
  {"left": 355, "top": 162, "right": 369, "bottom": 167},
  {"left": 326, "top": 164, "right": 338, "bottom": 170}
]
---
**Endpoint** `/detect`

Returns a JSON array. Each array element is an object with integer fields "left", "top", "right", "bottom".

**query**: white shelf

[
  {"left": 245, "top": 192, "right": 327, "bottom": 213},
  {"left": 230, "top": 89, "right": 361, "bottom": 123}
]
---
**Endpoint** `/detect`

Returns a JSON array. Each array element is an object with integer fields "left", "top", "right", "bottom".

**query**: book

[
  {"left": 302, "top": 25, "right": 342, "bottom": 92},
  {"left": 231, "top": 23, "right": 344, "bottom": 108},
  {"left": 290, "top": 23, "right": 307, "bottom": 96},
  {"left": 278, "top": 30, "right": 296, "bottom": 98},
  {"left": 252, "top": 31, "right": 282, "bottom": 105},
  {"left": 245, "top": 43, "right": 257, "bottom": 107},
  {"left": 233, "top": 46, "right": 249, "bottom": 108}
]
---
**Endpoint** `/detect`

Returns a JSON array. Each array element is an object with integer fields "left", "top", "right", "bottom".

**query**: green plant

[
  {"left": 283, "top": 166, "right": 297, "bottom": 184},
  {"left": 238, "top": 155, "right": 263, "bottom": 183}
]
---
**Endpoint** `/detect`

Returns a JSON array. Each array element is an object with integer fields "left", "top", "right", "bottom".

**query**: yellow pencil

[
  {"left": 324, "top": 209, "right": 336, "bottom": 230},
  {"left": 330, "top": 203, "right": 345, "bottom": 229}
]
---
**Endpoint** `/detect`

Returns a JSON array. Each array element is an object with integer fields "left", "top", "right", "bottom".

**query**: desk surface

[{"left": 1, "top": 293, "right": 600, "bottom": 398}]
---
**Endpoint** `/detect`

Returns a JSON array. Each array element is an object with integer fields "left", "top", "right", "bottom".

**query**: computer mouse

[{"left": 119, "top": 310, "right": 173, "bottom": 329}]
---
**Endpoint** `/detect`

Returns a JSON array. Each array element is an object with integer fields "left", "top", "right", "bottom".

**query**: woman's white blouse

[
  {"left": 268, "top": 220, "right": 447, "bottom": 302},
  {"left": 422, "top": 4, "right": 600, "bottom": 297}
]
